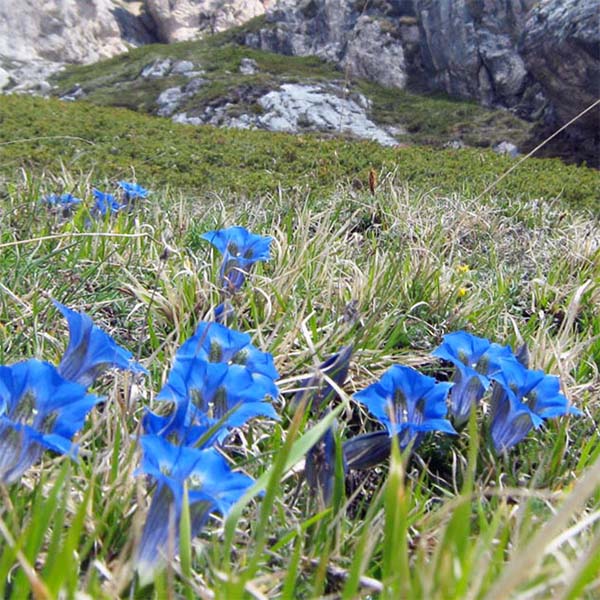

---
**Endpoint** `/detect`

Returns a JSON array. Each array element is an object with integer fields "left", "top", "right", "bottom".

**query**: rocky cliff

[
  {"left": 0, "top": 0, "right": 268, "bottom": 91},
  {"left": 245, "top": 0, "right": 599, "bottom": 164}
]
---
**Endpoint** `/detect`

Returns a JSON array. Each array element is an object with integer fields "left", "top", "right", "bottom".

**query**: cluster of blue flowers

[
  {"left": 0, "top": 217, "right": 583, "bottom": 584},
  {"left": 135, "top": 225, "right": 277, "bottom": 580},
  {"left": 136, "top": 320, "right": 279, "bottom": 580},
  {"left": 42, "top": 181, "right": 149, "bottom": 217},
  {"left": 286, "top": 332, "right": 581, "bottom": 502},
  {"left": 432, "top": 331, "right": 581, "bottom": 450},
  {"left": 0, "top": 301, "right": 145, "bottom": 485}
]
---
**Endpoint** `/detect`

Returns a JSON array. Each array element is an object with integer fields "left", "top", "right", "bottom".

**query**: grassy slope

[
  {"left": 0, "top": 172, "right": 598, "bottom": 598},
  {"left": 49, "top": 34, "right": 535, "bottom": 150},
  {"left": 0, "top": 57, "right": 599, "bottom": 597},
  {"left": 0, "top": 94, "right": 599, "bottom": 212}
]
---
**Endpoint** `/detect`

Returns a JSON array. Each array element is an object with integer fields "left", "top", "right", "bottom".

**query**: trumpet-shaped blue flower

[
  {"left": 118, "top": 181, "right": 149, "bottom": 201},
  {"left": 92, "top": 188, "right": 125, "bottom": 216},
  {"left": 176, "top": 321, "right": 279, "bottom": 382},
  {"left": 201, "top": 226, "right": 272, "bottom": 292},
  {"left": 42, "top": 193, "right": 82, "bottom": 211},
  {"left": 305, "top": 418, "right": 346, "bottom": 506},
  {"left": 354, "top": 365, "right": 456, "bottom": 450},
  {"left": 144, "top": 354, "right": 278, "bottom": 446},
  {"left": 432, "top": 331, "right": 515, "bottom": 424},
  {"left": 136, "top": 434, "right": 253, "bottom": 583},
  {"left": 54, "top": 301, "right": 147, "bottom": 388},
  {"left": 489, "top": 358, "right": 582, "bottom": 451},
  {"left": 343, "top": 430, "right": 392, "bottom": 470},
  {"left": 0, "top": 359, "right": 101, "bottom": 484}
]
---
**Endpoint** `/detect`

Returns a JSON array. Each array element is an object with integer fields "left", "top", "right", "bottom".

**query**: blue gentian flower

[
  {"left": 54, "top": 301, "right": 147, "bottom": 388},
  {"left": 201, "top": 226, "right": 273, "bottom": 292},
  {"left": 42, "top": 193, "right": 82, "bottom": 211},
  {"left": 176, "top": 321, "right": 279, "bottom": 382},
  {"left": 432, "top": 331, "right": 514, "bottom": 425},
  {"left": 489, "top": 358, "right": 582, "bottom": 451},
  {"left": 292, "top": 346, "right": 353, "bottom": 415},
  {"left": 118, "top": 181, "right": 149, "bottom": 202},
  {"left": 354, "top": 365, "right": 456, "bottom": 450},
  {"left": 92, "top": 188, "right": 125, "bottom": 216},
  {"left": 343, "top": 430, "right": 392, "bottom": 470},
  {"left": 144, "top": 354, "right": 278, "bottom": 446},
  {"left": 0, "top": 359, "right": 101, "bottom": 484},
  {"left": 135, "top": 434, "right": 253, "bottom": 582}
]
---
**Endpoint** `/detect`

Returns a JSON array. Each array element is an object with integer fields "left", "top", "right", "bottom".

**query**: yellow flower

[
  {"left": 457, "top": 287, "right": 468, "bottom": 298},
  {"left": 456, "top": 264, "right": 470, "bottom": 274}
]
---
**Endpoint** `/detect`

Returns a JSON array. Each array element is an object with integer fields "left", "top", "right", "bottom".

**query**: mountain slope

[
  {"left": 1, "top": 93, "right": 598, "bottom": 212},
  {"left": 48, "top": 35, "right": 538, "bottom": 153}
]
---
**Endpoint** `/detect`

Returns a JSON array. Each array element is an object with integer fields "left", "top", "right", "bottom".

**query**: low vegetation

[
  {"left": 1, "top": 95, "right": 598, "bottom": 212},
  {"left": 0, "top": 58, "right": 598, "bottom": 597}
]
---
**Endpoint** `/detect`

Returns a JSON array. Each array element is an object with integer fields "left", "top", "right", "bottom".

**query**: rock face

[
  {"left": 0, "top": 0, "right": 154, "bottom": 92},
  {"left": 521, "top": 0, "right": 600, "bottom": 132},
  {"left": 416, "top": 0, "right": 535, "bottom": 108},
  {"left": 342, "top": 15, "right": 407, "bottom": 89},
  {"left": 245, "top": 0, "right": 413, "bottom": 89},
  {"left": 0, "top": 0, "right": 131, "bottom": 65},
  {"left": 145, "top": 0, "right": 268, "bottom": 42}
]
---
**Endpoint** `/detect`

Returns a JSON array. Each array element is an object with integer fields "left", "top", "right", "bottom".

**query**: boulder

[
  {"left": 156, "top": 86, "right": 185, "bottom": 116},
  {"left": 239, "top": 57, "right": 259, "bottom": 74},
  {"left": 256, "top": 83, "right": 399, "bottom": 145},
  {"left": 141, "top": 58, "right": 173, "bottom": 79}
]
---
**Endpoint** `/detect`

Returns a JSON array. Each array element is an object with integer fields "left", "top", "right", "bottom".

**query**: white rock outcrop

[
  {"left": 174, "top": 83, "right": 401, "bottom": 146},
  {"left": 0, "top": 0, "right": 152, "bottom": 91},
  {"left": 145, "top": 0, "right": 268, "bottom": 42}
]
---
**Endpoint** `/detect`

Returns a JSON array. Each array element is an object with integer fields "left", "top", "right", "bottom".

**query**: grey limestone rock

[
  {"left": 247, "top": 0, "right": 409, "bottom": 89},
  {"left": 342, "top": 16, "right": 407, "bottom": 89},
  {"left": 239, "top": 57, "right": 259, "bottom": 74},
  {"left": 494, "top": 141, "right": 519, "bottom": 157},
  {"left": 171, "top": 60, "right": 196, "bottom": 75},
  {"left": 145, "top": 0, "right": 268, "bottom": 43},
  {"left": 521, "top": 0, "right": 599, "bottom": 131},
  {"left": 156, "top": 86, "right": 185, "bottom": 116},
  {"left": 141, "top": 58, "right": 173, "bottom": 79}
]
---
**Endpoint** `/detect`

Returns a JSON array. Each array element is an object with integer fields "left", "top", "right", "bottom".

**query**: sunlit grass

[{"left": 0, "top": 170, "right": 598, "bottom": 598}]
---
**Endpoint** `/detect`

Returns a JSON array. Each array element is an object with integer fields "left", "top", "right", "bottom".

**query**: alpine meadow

[{"left": 0, "top": 27, "right": 599, "bottom": 600}]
